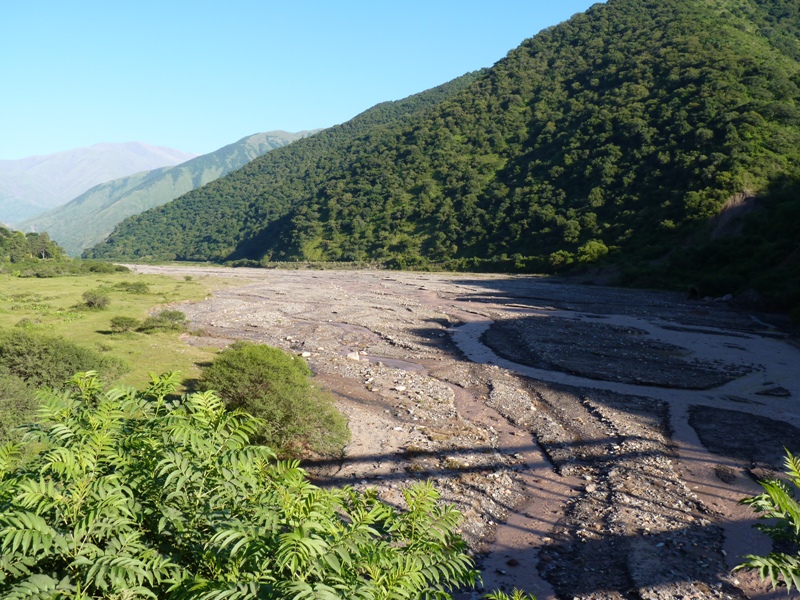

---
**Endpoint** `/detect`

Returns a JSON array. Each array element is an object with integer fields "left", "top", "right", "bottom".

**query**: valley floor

[{"left": 129, "top": 265, "right": 799, "bottom": 600}]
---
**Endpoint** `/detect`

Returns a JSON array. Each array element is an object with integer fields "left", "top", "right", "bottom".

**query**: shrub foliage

[
  {"left": 138, "top": 310, "right": 187, "bottom": 333},
  {"left": 737, "top": 450, "right": 800, "bottom": 592},
  {"left": 199, "top": 341, "right": 349, "bottom": 457},
  {"left": 0, "top": 372, "right": 478, "bottom": 599},
  {"left": 81, "top": 289, "right": 110, "bottom": 310},
  {"left": 109, "top": 316, "right": 142, "bottom": 333},
  {"left": 0, "top": 329, "right": 128, "bottom": 388}
]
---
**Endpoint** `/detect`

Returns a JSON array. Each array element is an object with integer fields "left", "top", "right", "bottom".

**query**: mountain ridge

[
  {"left": 19, "top": 131, "right": 316, "bottom": 256},
  {"left": 0, "top": 142, "right": 197, "bottom": 224}
]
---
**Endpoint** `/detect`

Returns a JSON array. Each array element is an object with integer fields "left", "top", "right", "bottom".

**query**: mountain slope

[
  {"left": 19, "top": 131, "right": 315, "bottom": 256},
  {"left": 87, "top": 0, "right": 800, "bottom": 307},
  {"left": 85, "top": 72, "right": 484, "bottom": 261},
  {"left": 0, "top": 142, "right": 197, "bottom": 223}
]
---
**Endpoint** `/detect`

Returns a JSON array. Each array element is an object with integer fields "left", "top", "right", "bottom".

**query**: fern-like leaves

[{"left": 736, "top": 450, "right": 800, "bottom": 592}]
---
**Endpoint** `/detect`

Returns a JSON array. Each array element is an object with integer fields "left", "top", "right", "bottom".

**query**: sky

[{"left": 0, "top": 1, "right": 602, "bottom": 160}]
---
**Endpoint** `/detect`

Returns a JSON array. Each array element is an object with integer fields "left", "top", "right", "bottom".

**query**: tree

[
  {"left": 736, "top": 450, "right": 800, "bottom": 592},
  {"left": 0, "top": 372, "right": 479, "bottom": 599}
]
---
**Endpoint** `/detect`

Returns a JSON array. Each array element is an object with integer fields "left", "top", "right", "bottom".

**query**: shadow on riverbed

[
  {"left": 304, "top": 442, "right": 760, "bottom": 599},
  {"left": 443, "top": 275, "right": 758, "bottom": 325}
]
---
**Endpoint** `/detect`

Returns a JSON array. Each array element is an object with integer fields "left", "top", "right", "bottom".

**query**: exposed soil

[{"left": 129, "top": 265, "right": 800, "bottom": 600}]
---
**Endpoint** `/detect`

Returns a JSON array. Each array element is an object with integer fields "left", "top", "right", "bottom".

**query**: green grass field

[{"left": 0, "top": 270, "right": 233, "bottom": 388}]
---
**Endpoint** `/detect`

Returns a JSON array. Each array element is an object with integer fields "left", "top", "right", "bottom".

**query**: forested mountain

[
  {"left": 85, "top": 72, "right": 484, "bottom": 262},
  {"left": 88, "top": 0, "right": 800, "bottom": 310},
  {"left": 0, "top": 143, "right": 196, "bottom": 224},
  {"left": 19, "top": 131, "right": 315, "bottom": 256}
]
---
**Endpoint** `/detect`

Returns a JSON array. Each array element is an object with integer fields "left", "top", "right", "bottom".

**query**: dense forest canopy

[
  {"left": 0, "top": 226, "right": 63, "bottom": 263},
  {"left": 87, "top": 0, "right": 800, "bottom": 309}
]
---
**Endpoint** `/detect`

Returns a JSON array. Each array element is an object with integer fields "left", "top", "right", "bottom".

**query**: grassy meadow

[{"left": 0, "top": 269, "right": 231, "bottom": 388}]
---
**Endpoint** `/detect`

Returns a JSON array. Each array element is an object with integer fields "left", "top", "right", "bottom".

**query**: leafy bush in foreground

[
  {"left": 199, "top": 341, "right": 350, "bottom": 457},
  {"left": 737, "top": 450, "right": 800, "bottom": 592},
  {"left": 0, "top": 372, "right": 478, "bottom": 599}
]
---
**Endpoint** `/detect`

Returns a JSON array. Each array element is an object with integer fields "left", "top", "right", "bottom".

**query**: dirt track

[{"left": 130, "top": 265, "right": 800, "bottom": 600}]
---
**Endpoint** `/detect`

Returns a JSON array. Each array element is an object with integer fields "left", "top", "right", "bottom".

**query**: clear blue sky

[{"left": 1, "top": 1, "right": 602, "bottom": 160}]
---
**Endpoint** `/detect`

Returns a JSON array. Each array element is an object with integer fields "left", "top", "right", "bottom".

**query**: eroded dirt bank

[{"left": 130, "top": 266, "right": 800, "bottom": 600}]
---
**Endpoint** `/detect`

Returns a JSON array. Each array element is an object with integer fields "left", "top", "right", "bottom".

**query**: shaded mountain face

[
  {"left": 0, "top": 142, "right": 197, "bottom": 224},
  {"left": 18, "top": 131, "right": 316, "bottom": 256},
  {"left": 87, "top": 0, "right": 800, "bottom": 308}
]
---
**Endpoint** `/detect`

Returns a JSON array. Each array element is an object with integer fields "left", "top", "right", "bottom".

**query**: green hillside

[
  {"left": 85, "top": 72, "right": 484, "bottom": 261},
  {"left": 88, "top": 0, "right": 800, "bottom": 309},
  {"left": 20, "top": 131, "right": 314, "bottom": 256}
]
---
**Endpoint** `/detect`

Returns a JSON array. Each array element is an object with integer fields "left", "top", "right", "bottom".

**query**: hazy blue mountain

[
  {"left": 19, "top": 131, "right": 316, "bottom": 255},
  {"left": 0, "top": 142, "right": 197, "bottom": 224}
]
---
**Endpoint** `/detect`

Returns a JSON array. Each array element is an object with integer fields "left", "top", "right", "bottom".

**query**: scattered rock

[
  {"left": 714, "top": 465, "right": 737, "bottom": 484},
  {"left": 755, "top": 386, "right": 791, "bottom": 397}
]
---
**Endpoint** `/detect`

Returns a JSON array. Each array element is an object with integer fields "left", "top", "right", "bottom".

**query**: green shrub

[
  {"left": 0, "top": 372, "right": 478, "bottom": 599},
  {"left": 737, "top": 450, "right": 800, "bottom": 592},
  {"left": 114, "top": 280, "right": 150, "bottom": 294},
  {"left": 139, "top": 309, "right": 188, "bottom": 333},
  {"left": 199, "top": 341, "right": 350, "bottom": 457},
  {"left": 13, "top": 317, "right": 42, "bottom": 330},
  {"left": 486, "top": 591, "right": 538, "bottom": 600},
  {"left": 0, "top": 328, "right": 128, "bottom": 387},
  {"left": 577, "top": 239, "right": 610, "bottom": 263},
  {"left": 0, "top": 370, "right": 36, "bottom": 443},
  {"left": 81, "top": 288, "right": 110, "bottom": 309},
  {"left": 109, "top": 315, "right": 141, "bottom": 333},
  {"left": 86, "top": 261, "right": 126, "bottom": 274}
]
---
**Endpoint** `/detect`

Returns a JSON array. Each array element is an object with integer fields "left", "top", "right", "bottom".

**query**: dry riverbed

[{"left": 130, "top": 265, "right": 800, "bottom": 600}]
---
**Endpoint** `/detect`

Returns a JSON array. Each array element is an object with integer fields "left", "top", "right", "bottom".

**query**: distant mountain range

[
  {"left": 19, "top": 131, "right": 316, "bottom": 256},
  {"left": 0, "top": 142, "right": 197, "bottom": 224},
  {"left": 86, "top": 0, "right": 800, "bottom": 312}
]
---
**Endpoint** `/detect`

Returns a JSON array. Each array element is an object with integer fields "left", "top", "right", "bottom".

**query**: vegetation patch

[
  {"left": 0, "top": 270, "right": 224, "bottom": 387},
  {"left": 138, "top": 309, "right": 188, "bottom": 333},
  {"left": 0, "top": 328, "right": 128, "bottom": 388},
  {"left": 198, "top": 341, "right": 350, "bottom": 457},
  {"left": 737, "top": 450, "right": 800, "bottom": 593},
  {"left": 81, "top": 288, "right": 111, "bottom": 310},
  {"left": 0, "top": 372, "right": 479, "bottom": 599}
]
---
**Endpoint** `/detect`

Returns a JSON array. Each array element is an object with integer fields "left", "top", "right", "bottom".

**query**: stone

[{"left": 755, "top": 386, "right": 791, "bottom": 397}]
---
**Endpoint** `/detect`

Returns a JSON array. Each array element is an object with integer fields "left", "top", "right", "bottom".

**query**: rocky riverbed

[{"left": 129, "top": 265, "right": 800, "bottom": 600}]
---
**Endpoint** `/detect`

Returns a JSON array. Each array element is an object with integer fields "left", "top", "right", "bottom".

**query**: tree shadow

[
  {"left": 302, "top": 439, "right": 759, "bottom": 598},
  {"left": 305, "top": 274, "right": 800, "bottom": 597}
]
